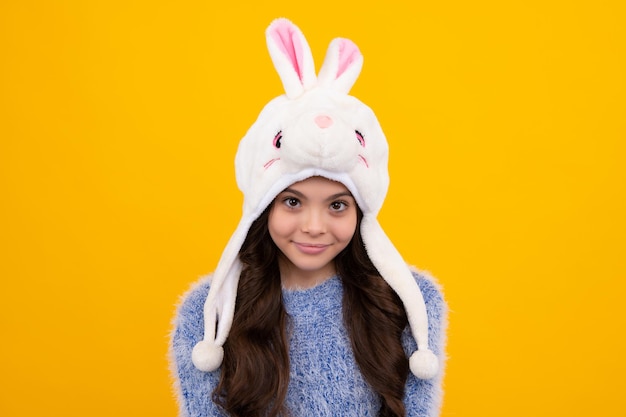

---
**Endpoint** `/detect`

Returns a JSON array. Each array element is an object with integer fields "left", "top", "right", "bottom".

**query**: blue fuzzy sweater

[{"left": 170, "top": 272, "right": 447, "bottom": 417}]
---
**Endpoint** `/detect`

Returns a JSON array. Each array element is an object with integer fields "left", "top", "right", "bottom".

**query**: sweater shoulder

[
  {"left": 404, "top": 267, "right": 448, "bottom": 417},
  {"left": 172, "top": 274, "right": 212, "bottom": 327},
  {"left": 169, "top": 275, "right": 222, "bottom": 417},
  {"left": 410, "top": 267, "right": 446, "bottom": 311}
]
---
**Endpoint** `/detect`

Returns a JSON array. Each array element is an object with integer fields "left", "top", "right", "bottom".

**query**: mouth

[{"left": 293, "top": 242, "right": 330, "bottom": 255}]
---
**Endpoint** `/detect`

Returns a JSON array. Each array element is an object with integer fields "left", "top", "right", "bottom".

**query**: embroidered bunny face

[{"left": 235, "top": 87, "right": 389, "bottom": 219}]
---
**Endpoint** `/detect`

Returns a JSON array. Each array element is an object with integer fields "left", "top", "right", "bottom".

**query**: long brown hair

[{"left": 213, "top": 204, "right": 409, "bottom": 416}]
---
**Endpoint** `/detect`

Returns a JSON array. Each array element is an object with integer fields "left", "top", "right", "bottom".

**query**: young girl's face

[{"left": 269, "top": 176, "right": 358, "bottom": 289}]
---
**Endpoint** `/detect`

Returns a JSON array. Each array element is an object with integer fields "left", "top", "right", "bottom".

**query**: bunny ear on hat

[
  {"left": 266, "top": 18, "right": 317, "bottom": 99},
  {"left": 317, "top": 37, "right": 363, "bottom": 94}
]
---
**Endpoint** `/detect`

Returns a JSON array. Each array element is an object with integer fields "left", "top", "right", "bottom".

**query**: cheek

[
  {"left": 337, "top": 212, "right": 358, "bottom": 242},
  {"left": 268, "top": 208, "right": 280, "bottom": 240},
  {"left": 268, "top": 207, "right": 292, "bottom": 240}
]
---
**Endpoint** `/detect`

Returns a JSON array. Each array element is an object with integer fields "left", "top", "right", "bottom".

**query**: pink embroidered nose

[{"left": 314, "top": 115, "right": 333, "bottom": 129}]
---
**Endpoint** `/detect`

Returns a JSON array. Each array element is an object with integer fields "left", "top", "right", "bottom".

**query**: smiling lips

[{"left": 293, "top": 242, "right": 331, "bottom": 255}]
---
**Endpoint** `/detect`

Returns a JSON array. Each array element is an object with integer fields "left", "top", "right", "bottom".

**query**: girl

[{"left": 170, "top": 18, "right": 447, "bottom": 417}]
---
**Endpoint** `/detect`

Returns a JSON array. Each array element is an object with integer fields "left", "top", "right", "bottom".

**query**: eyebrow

[{"left": 281, "top": 188, "right": 354, "bottom": 201}]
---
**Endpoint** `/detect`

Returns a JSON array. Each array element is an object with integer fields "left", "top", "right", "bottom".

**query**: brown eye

[{"left": 282, "top": 197, "right": 300, "bottom": 208}]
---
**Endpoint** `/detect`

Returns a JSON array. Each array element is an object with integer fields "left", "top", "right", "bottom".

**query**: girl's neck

[{"left": 278, "top": 257, "right": 336, "bottom": 290}]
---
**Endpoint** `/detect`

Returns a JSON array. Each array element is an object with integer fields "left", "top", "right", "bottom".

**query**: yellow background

[{"left": 1, "top": 1, "right": 624, "bottom": 416}]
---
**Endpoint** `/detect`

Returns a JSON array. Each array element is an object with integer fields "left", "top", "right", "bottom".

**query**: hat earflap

[
  {"left": 191, "top": 218, "right": 250, "bottom": 372},
  {"left": 360, "top": 215, "right": 439, "bottom": 379}
]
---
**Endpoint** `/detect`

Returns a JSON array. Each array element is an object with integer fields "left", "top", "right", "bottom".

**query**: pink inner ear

[
  {"left": 336, "top": 39, "right": 360, "bottom": 79},
  {"left": 270, "top": 21, "right": 305, "bottom": 82}
]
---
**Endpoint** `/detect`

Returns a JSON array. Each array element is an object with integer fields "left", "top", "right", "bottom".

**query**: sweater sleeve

[
  {"left": 402, "top": 271, "right": 448, "bottom": 417},
  {"left": 169, "top": 276, "right": 226, "bottom": 417}
]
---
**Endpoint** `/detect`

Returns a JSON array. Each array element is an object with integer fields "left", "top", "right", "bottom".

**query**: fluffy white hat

[{"left": 192, "top": 18, "right": 438, "bottom": 380}]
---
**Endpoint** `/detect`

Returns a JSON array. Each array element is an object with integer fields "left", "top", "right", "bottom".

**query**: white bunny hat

[{"left": 192, "top": 18, "right": 439, "bottom": 380}]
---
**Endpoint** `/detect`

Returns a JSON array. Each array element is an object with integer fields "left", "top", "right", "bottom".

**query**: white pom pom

[
  {"left": 191, "top": 340, "right": 224, "bottom": 372},
  {"left": 409, "top": 349, "right": 439, "bottom": 380}
]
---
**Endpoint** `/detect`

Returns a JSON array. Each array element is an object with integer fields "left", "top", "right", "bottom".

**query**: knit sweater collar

[{"left": 282, "top": 275, "right": 342, "bottom": 317}]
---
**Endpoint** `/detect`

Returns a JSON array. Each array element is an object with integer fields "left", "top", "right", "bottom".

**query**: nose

[{"left": 301, "top": 209, "right": 326, "bottom": 235}]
